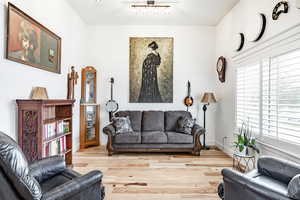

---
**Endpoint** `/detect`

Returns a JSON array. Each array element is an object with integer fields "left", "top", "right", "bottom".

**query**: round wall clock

[
  {"left": 216, "top": 56, "right": 226, "bottom": 83},
  {"left": 272, "top": 1, "right": 289, "bottom": 20},
  {"left": 234, "top": 33, "right": 245, "bottom": 52},
  {"left": 245, "top": 13, "right": 266, "bottom": 42}
]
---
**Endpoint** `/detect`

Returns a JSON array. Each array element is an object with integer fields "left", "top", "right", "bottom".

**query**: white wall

[
  {"left": 86, "top": 25, "right": 217, "bottom": 145},
  {"left": 0, "top": 0, "right": 88, "bottom": 151},
  {"left": 215, "top": 0, "right": 300, "bottom": 161}
]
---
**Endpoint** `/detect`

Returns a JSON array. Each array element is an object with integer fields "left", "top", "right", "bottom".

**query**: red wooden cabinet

[{"left": 16, "top": 99, "right": 75, "bottom": 166}]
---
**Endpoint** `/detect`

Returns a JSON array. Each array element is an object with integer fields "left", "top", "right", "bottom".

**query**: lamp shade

[{"left": 201, "top": 93, "right": 217, "bottom": 103}]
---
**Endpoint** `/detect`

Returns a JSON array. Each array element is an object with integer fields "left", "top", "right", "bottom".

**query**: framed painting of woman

[{"left": 129, "top": 37, "right": 173, "bottom": 103}]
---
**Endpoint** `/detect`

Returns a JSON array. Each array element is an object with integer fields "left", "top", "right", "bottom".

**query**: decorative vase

[{"left": 238, "top": 146, "right": 254, "bottom": 156}]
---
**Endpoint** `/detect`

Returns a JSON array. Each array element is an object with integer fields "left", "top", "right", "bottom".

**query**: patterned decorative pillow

[
  {"left": 176, "top": 116, "right": 195, "bottom": 135},
  {"left": 112, "top": 116, "right": 134, "bottom": 135},
  {"left": 288, "top": 174, "right": 300, "bottom": 200}
]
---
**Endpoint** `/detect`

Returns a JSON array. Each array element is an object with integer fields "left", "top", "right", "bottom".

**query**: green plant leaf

[
  {"left": 238, "top": 135, "right": 244, "bottom": 144},
  {"left": 239, "top": 144, "right": 244, "bottom": 152}
]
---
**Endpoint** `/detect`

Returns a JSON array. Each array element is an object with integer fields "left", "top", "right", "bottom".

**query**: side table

[{"left": 233, "top": 152, "right": 255, "bottom": 173}]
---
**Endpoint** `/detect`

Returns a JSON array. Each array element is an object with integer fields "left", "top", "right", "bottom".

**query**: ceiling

[{"left": 66, "top": 0, "right": 239, "bottom": 26}]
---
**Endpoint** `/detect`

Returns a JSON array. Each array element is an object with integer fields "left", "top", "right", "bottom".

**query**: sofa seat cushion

[
  {"left": 142, "top": 111, "right": 164, "bottom": 131},
  {"left": 165, "top": 111, "right": 192, "bottom": 131},
  {"left": 114, "top": 132, "right": 141, "bottom": 144},
  {"left": 142, "top": 131, "right": 167, "bottom": 144},
  {"left": 115, "top": 111, "right": 142, "bottom": 132},
  {"left": 40, "top": 172, "right": 73, "bottom": 193},
  {"left": 166, "top": 132, "right": 194, "bottom": 144},
  {"left": 250, "top": 174, "right": 288, "bottom": 197}
]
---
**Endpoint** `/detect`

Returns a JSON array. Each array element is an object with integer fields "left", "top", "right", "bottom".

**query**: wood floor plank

[{"left": 73, "top": 146, "right": 232, "bottom": 200}]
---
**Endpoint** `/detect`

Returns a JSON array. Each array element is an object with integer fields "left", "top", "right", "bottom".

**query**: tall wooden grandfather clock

[{"left": 80, "top": 66, "right": 100, "bottom": 149}]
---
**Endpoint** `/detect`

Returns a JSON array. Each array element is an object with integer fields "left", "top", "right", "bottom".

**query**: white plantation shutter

[
  {"left": 262, "top": 49, "right": 300, "bottom": 143},
  {"left": 236, "top": 63, "right": 260, "bottom": 134}
]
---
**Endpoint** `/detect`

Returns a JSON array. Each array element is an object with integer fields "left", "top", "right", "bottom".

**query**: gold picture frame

[{"left": 6, "top": 3, "right": 61, "bottom": 74}]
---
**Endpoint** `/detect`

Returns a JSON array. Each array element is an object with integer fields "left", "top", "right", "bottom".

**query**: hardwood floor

[{"left": 73, "top": 146, "right": 232, "bottom": 200}]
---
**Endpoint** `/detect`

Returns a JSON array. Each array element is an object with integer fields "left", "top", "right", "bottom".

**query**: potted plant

[{"left": 234, "top": 119, "right": 260, "bottom": 156}]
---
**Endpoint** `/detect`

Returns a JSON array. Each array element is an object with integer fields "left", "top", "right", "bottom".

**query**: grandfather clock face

[{"left": 217, "top": 56, "right": 226, "bottom": 83}]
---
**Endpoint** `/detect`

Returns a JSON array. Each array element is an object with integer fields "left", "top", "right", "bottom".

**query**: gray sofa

[{"left": 103, "top": 111, "right": 205, "bottom": 156}]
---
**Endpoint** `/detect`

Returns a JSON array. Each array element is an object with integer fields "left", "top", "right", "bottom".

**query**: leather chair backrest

[
  {"left": 165, "top": 111, "right": 192, "bottom": 131},
  {"left": 0, "top": 132, "right": 42, "bottom": 200},
  {"left": 0, "top": 167, "right": 23, "bottom": 200},
  {"left": 258, "top": 156, "right": 300, "bottom": 184}
]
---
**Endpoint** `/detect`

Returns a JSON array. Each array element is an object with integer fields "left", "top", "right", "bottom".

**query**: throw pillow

[
  {"left": 288, "top": 174, "right": 300, "bottom": 200},
  {"left": 112, "top": 116, "right": 134, "bottom": 135},
  {"left": 176, "top": 116, "right": 195, "bottom": 135}
]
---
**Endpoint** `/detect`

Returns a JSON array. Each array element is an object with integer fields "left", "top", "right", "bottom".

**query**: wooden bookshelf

[{"left": 16, "top": 99, "right": 75, "bottom": 166}]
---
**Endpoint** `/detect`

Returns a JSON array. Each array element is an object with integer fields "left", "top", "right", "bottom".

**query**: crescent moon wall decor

[
  {"left": 236, "top": 33, "right": 245, "bottom": 52},
  {"left": 272, "top": 1, "right": 289, "bottom": 20},
  {"left": 253, "top": 13, "right": 266, "bottom": 42},
  {"left": 245, "top": 13, "right": 267, "bottom": 42}
]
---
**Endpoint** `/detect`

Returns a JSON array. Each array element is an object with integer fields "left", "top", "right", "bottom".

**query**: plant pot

[{"left": 236, "top": 146, "right": 255, "bottom": 156}]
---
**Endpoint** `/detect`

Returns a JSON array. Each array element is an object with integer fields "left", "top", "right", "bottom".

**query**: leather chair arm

[
  {"left": 222, "top": 168, "right": 291, "bottom": 200},
  {"left": 222, "top": 168, "right": 248, "bottom": 185},
  {"left": 192, "top": 124, "right": 205, "bottom": 136},
  {"left": 103, "top": 124, "right": 116, "bottom": 137},
  {"left": 42, "top": 170, "right": 103, "bottom": 200},
  {"left": 29, "top": 156, "right": 66, "bottom": 183}
]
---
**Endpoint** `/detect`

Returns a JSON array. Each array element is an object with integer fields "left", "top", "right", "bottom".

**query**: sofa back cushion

[
  {"left": 258, "top": 156, "right": 300, "bottom": 184},
  {"left": 115, "top": 111, "right": 142, "bottom": 132},
  {"left": 165, "top": 111, "right": 192, "bottom": 131},
  {"left": 0, "top": 132, "right": 42, "bottom": 200},
  {"left": 142, "top": 111, "right": 164, "bottom": 131}
]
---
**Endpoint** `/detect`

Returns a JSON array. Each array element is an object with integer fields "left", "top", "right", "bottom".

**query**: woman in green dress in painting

[{"left": 138, "top": 41, "right": 163, "bottom": 103}]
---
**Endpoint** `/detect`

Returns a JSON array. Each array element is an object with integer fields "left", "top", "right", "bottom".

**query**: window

[
  {"left": 236, "top": 63, "right": 260, "bottom": 134},
  {"left": 262, "top": 50, "right": 300, "bottom": 143},
  {"left": 236, "top": 49, "right": 300, "bottom": 144}
]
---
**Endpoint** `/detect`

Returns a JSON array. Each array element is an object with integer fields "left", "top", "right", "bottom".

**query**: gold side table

[{"left": 233, "top": 152, "right": 256, "bottom": 173}]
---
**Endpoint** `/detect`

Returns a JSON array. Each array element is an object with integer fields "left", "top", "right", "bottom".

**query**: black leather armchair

[
  {"left": 0, "top": 131, "right": 105, "bottom": 200},
  {"left": 219, "top": 156, "right": 300, "bottom": 200}
]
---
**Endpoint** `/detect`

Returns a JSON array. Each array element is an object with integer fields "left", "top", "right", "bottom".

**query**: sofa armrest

[
  {"left": 222, "top": 168, "right": 291, "bottom": 200},
  {"left": 222, "top": 168, "right": 249, "bottom": 185},
  {"left": 42, "top": 170, "right": 103, "bottom": 200},
  {"left": 30, "top": 156, "right": 66, "bottom": 183},
  {"left": 192, "top": 124, "right": 205, "bottom": 136},
  {"left": 103, "top": 124, "right": 116, "bottom": 137}
]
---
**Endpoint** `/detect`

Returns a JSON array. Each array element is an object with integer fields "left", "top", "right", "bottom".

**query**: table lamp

[{"left": 201, "top": 92, "right": 217, "bottom": 150}]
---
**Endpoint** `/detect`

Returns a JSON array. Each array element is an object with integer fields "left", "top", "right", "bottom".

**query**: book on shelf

[
  {"left": 44, "top": 106, "right": 56, "bottom": 120},
  {"left": 57, "top": 121, "right": 64, "bottom": 134},
  {"left": 44, "top": 121, "right": 70, "bottom": 141},
  {"left": 43, "top": 136, "right": 67, "bottom": 157},
  {"left": 44, "top": 123, "right": 56, "bottom": 140},
  {"left": 63, "top": 121, "right": 70, "bottom": 133}
]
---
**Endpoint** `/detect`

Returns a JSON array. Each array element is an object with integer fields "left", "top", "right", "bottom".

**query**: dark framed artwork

[
  {"left": 129, "top": 37, "right": 173, "bottom": 103},
  {"left": 6, "top": 3, "right": 61, "bottom": 74}
]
